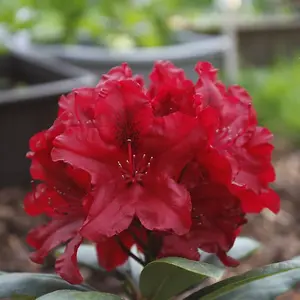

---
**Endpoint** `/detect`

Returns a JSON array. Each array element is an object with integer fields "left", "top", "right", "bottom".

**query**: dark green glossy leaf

[
  {"left": 0, "top": 273, "right": 92, "bottom": 298},
  {"left": 188, "top": 260, "right": 300, "bottom": 299},
  {"left": 37, "top": 290, "right": 122, "bottom": 299},
  {"left": 140, "top": 257, "right": 224, "bottom": 300},
  {"left": 12, "top": 295, "right": 36, "bottom": 300},
  {"left": 203, "top": 237, "right": 260, "bottom": 267},
  {"left": 217, "top": 268, "right": 300, "bottom": 300}
]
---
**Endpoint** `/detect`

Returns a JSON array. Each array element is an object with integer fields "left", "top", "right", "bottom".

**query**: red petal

[
  {"left": 97, "top": 63, "right": 144, "bottom": 87},
  {"left": 96, "top": 230, "right": 135, "bottom": 271},
  {"left": 237, "top": 188, "right": 280, "bottom": 214},
  {"left": 24, "top": 184, "right": 52, "bottom": 216},
  {"left": 27, "top": 218, "right": 83, "bottom": 264},
  {"left": 217, "top": 249, "right": 239, "bottom": 267},
  {"left": 52, "top": 127, "right": 118, "bottom": 183},
  {"left": 195, "top": 68, "right": 224, "bottom": 111},
  {"left": 55, "top": 234, "right": 83, "bottom": 284},
  {"left": 195, "top": 61, "right": 218, "bottom": 82},
  {"left": 94, "top": 79, "right": 153, "bottom": 146},
  {"left": 160, "top": 178, "right": 246, "bottom": 262},
  {"left": 28, "top": 122, "right": 90, "bottom": 197},
  {"left": 195, "top": 104, "right": 220, "bottom": 141},
  {"left": 197, "top": 148, "right": 232, "bottom": 187},
  {"left": 221, "top": 126, "right": 279, "bottom": 212},
  {"left": 136, "top": 176, "right": 192, "bottom": 235},
  {"left": 148, "top": 60, "right": 195, "bottom": 116},
  {"left": 144, "top": 112, "right": 203, "bottom": 179},
  {"left": 58, "top": 88, "right": 99, "bottom": 121},
  {"left": 159, "top": 234, "right": 200, "bottom": 261},
  {"left": 81, "top": 180, "right": 135, "bottom": 240}
]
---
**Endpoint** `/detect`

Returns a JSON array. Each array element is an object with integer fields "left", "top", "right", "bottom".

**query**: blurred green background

[
  {"left": 0, "top": 0, "right": 295, "bottom": 47},
  {"left": 240, "top": 56, "right": 300, "bottom": 145},
  {"left": 1, "top": 0, "right": 300, "bottom": 144}
]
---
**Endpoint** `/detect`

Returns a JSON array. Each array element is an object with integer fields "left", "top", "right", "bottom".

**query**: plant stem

[
  {"left": 129, "top": 230, "right": 148, "bottom": 252},
  {"left": 115, "top": 236, "right": 146, "bottom": 267},
  {"left": 123, "top": 272, "right": 143, "bottom": 300},
  {"left": 131, "top": 220, "right": 153, "bottom": 264},
  {"left": 144, "top": 230, "right": 154, "bottom": 264}
]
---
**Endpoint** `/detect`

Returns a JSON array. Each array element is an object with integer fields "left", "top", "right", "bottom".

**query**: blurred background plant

[
  {"left": 1, "top": 0, "right": 300, "bottom": 177},
  {"left": 1, "top": 0, "right": 296, "bottom": 49},
  {"left": 240, "top": 55, "right": 300, "bottom": 145},
  {"left": 1, "top": 0, "right": 300, "bottom": 172},
  {"left": 0, "top": 0, "right": 207, "bottom": 49}
]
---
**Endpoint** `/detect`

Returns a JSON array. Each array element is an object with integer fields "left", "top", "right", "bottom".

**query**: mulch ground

[{"left": 1, "top": 138, "right": 300, "bottom": 297}]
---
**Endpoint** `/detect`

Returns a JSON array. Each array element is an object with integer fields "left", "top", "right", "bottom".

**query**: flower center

[{"left": 117, "top": 139, "right": 153, "bottom": 185}]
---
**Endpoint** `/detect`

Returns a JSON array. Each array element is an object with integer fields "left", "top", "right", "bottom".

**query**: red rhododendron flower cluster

[{"left": 24, "top": 61, "right": 279, "bottom": 284}]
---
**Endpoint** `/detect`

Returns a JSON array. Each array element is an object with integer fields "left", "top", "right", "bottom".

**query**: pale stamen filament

[{"left": 117, "top": 140, "right": 154, "bottom": 184}]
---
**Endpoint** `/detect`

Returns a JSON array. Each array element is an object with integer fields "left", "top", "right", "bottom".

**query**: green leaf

[
  {"left": 203, "top": 237, "right": 260, "bottom": 267},
  {"left": 12, "top": 295, "right": 36, "bottom": 300},
  {"left": 37, "top": 290, "right": 122, "bottom": 299},
  {"left": 0, "top": 273, "right": 92, "bottom": 298},
  {"left": 188, "top": 260, "right": 300, "bottom": 299},
  {"left": 139, "top": 257, "right": 224, "bottom": 300},
  {"left": 217, "top": 268, "right": 300, "bottom": 300}
]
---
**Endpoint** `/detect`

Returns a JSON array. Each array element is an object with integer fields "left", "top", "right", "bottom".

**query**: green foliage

[
  {"left": 0, "top": 0, "right": 37, "bottom": 32},
  {"left": 216, "top": 268, "right": 300, "bottom": 300},
  {"left": 240, "top": 55, "right": 300, "bottom": 142},
  {"left": 12, "top": 296, "right": 36, "bottom": 300},
  {"left": 187, "top": 260, "right": 300, "bottom": 299},
  {"left": 1, "top": 257, "right": 300, "bottom": 299},
  {"left": 37, "top": 290, "right": 122, "bottom": 299},
  {"left": 139, "top": 257, "right": 224, "bottom": 300},
  {"left": 0, "top": 0, "right": 200, "bottom": 48},
  {"left": 0, "top": 273, "right": 92, "bottom": 298},
  {"left": 252, "top": 0, "right": 293, "bottom": 14}
]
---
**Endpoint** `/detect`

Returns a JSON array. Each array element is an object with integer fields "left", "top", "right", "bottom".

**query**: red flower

[
  {"left": 96, "top": 224, "right": 147, "bottom": 270},
  {"left": 194, "top": 62, "right": 279, "bottom": 214},
  {"left": 24, "top": 117, "right": 91, "bottom": 284},
  {"left": 144, "top": 61, "right": 278, "bottom": 264},
  {"left": 52, "top": 75, "right": 200, "bottom": 241},
  {"left": 25, "top": 115, "right": 146, "bottom": 283},
  {"left": 159, "top": 161, "right": 247, "bottom": 266},
  {"left": 24, "top": 60, "right": 279, "bottom": 282},
  {"left": 148, "top": 60, "right": 195, "bottom": 116}
]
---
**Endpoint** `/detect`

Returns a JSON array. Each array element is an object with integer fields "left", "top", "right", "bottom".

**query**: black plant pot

[
  {"left": 13, "top": 31, "right": 231, "bottom": 82},
  {"left": 0, "top": 48, "right": 96, "bottom": 187}
]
